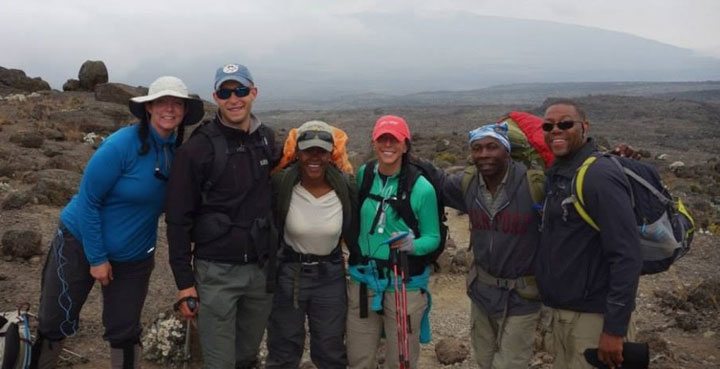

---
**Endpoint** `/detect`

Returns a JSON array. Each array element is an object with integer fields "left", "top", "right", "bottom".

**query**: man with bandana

[{"left": 441, "top": 122, "right": 543, "bottom": 369}]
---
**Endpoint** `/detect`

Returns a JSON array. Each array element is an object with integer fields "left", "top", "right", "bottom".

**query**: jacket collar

[{"left": 547, "top": 138, "right": 598, "bottom": 179}]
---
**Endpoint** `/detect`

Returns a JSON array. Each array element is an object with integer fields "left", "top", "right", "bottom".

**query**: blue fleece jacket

[{"left": 60, "top": 123, "right": 175, "bottom": 266}]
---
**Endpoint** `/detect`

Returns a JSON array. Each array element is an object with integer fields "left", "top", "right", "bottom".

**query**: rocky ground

[{"left": 1, "top": 69, "right": 719, "bottom": 368}]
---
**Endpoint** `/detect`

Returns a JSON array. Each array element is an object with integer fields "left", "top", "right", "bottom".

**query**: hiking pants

[
  {"left": 346, "top": 281, "right": 426, "bottom": 369},
  {"left": 544, "top": 308, "right": 636, "bottom": 369},
  {"left": 194, "top": 259, "right": 273, "bottom": 369},
  {"left": 37, "top": 225, "right": 153, "bottom": 346},
  {"left": 470, "top": 302, "right": 539, "bottom": 369},
  {"left": 265, "top": 262, "right": 347, "bottom": 369}
]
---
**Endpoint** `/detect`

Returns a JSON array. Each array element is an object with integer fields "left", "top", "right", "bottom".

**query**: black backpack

[
  {"left": 358, "top": 158, "right": 448, "bottom": 270},
  {"left": 572, "top": 154, "right": 695, "bottom": 275}
]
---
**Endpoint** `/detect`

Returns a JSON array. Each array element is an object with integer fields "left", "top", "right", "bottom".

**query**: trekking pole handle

[{"left": 186, "top": 297, "right": 198, "bottom": 312}]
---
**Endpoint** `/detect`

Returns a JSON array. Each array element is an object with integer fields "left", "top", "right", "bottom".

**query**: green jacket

[{"left": 355, "top": 163, "right": 440, "bottom": 262}]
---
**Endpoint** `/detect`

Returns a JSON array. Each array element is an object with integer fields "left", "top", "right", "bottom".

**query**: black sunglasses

[
  {"left": 541, "top": 120, "right": 580, "bottom": 132},
  {"left": 216, "top": 86, "right": 252, "bottom": 100},
  {"left": 297, "top": 130, "right": 334, "bottom": 144}
]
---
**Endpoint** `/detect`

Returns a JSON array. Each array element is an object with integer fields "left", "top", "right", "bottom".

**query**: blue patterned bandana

[{"left": 468, "top": 122, "right": 511, "bottom": 152}]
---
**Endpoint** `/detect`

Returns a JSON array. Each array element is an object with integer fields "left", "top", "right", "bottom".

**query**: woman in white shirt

[{"left": 265, "top": 120, "right": 359, "bottom": 369}]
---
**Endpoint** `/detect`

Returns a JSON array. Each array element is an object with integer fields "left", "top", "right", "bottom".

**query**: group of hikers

[{"left": 29, "top": 62, "right": 646, "bottom": 369}]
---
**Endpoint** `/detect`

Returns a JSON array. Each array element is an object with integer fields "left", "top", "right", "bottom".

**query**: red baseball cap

[{"left": 372, "top": 115, "right": 411, "bottom": 142}]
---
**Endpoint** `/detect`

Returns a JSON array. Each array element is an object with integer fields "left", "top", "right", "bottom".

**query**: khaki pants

[
  {"left": 470, "top": 302, "right": 539, "bottom": 369},
  {"left": 346, "top": 282, "right": 427, "bottom": 369},
  {"left": 545, "top": 308, "right": 636, "bottom": 369}
]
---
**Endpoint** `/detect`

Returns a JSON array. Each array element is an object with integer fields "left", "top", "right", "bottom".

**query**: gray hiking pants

[
  {"left": 194, "top": 259, "right": 273, "bottom": 369},
  {"left": 37, "top": 224, "right": 153, "bottom": 346},
  {"left": 265, "top": 261, "right": 347, "bottom": 369}
]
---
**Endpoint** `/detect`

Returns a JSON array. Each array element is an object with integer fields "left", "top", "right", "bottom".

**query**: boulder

[
  {"left": 42, "top": 155, "right": 83, "bottom": 173},
  {"left": 29, "top": 169, "right": 81, "bottom": 206},
  {"left": 669, "top": 161, "right": 685, "bottom": 170},
  {"left": 63, "top": 78, "right": 82, "bottom": 91},
  {"left": 451, "top": 249, "right": 471, "bottom": 274},
  {"left": 435, "top": 337, "right": 470, "bottom": 365},
  {"left": 42, "top": 128, "right": 66, "bottom": 141},
  {"left": 9, "top": 131, "right": 44, "bottom": 149},
  {"left": 47, "top": 103, "right": 134, "bottom": 134},
  {"left": 0, "top": 66, "right": 51, "bottom": 94},
  {"left": 687, "top": 279, "right": 720, "bottom": 310},
  {"left": 95, "top": 82, "right": 147, "bottom": 105},
  {"left": 1, "top": 229, "right": 43, "bottom": 259},
  {"left": 2, "top": 191, "right": 31, "bottom": 210},
  {"left": 78, "top": 60, "right": 108, "bottom": 91}
]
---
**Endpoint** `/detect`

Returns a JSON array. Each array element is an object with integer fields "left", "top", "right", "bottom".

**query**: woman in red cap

[{"left": 346, "top": 115, "right": 441, "bottom": 369}]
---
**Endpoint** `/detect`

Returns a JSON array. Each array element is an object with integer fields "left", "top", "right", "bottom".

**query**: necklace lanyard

[{"left": 372, "top": 166, "right": 397, "bottom": 234}]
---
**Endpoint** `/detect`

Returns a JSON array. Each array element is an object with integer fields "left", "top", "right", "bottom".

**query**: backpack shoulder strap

[
  {"left": 393, "top": 162, "right": 422, "bottom": 236},
  {"left": 525, "top": 169, "right": 546, "bottom": 205},
  {"left": 460, "top": 165, "right": 477, "bottom": 195},
  {"left": 194, "top": 121, "right": 228, "bottom": 195},
  {"left": 358, "top": 160, "right": 377, "bottom": 205},
  {"left": 256, "top": 124, "right": 277, "bottom": 166},
  {"left": 571, "top": 155, "right": 600, "bottom": 231}
]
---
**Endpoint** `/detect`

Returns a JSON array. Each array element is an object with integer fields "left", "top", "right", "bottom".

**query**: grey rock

[
  {"left": 29, "top": 169, "right": 81, "bottom": 206},
  {"left": 1, "top": 229, "right": 43, "bottom": 259},
  {"left": 9, "top": 132, "right": 44, "bottom": 148},
  {"left": 94, "top": 82, "right": 147, "bottom": 105},
  {"left": 47, "top": 103, "right": 134, "bottom": 133},
  {"left": 0, "top": 66, "right": 51, "bottom": 94},
  {"left": 78, "top": 60, "right": 109, "bottom": 91},
  {"left": 435, "top": 337, "right": 470, "bottom": 365},
  {"left": 62, "top": 78, "right": 82, "bottom": 91},
  {"left": 2, "top": 191, "right": 31, "bottom": 210},
  {"left": 42, "top": 128, "right": 66, "bottom": 141},
  {"left": 435, "top": 138, "right": 451, "bottom": 152},
  {"left": 43, "top": 155, "right": 83, "bottom": 173}
]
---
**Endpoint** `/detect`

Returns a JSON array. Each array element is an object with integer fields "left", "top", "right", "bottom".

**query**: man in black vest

[{"left": 166, "top": 63, "right": 279, "bottom": 369}]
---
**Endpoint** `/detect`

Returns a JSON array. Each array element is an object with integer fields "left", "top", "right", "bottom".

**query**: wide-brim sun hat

[{"left": 129, "top": 76, "right": 205, "bottom": 125}]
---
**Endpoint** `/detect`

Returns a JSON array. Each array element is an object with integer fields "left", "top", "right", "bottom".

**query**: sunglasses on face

[
  {"left": 215, "top": 86, "right": 252, "bottom": 100},
  {"left": 297, "top": 130, "right": 334, "bottom": 144},
  {"left": 541, "top": 120, "right": 580, "bottom": 132}
]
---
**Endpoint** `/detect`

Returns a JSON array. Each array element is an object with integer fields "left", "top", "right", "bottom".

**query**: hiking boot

[
  {"left": 30, "top": 337, "right": 63, "bottom": 369},
  {"left": 110, "top": 343, "right": 142, "bottom": 369}
]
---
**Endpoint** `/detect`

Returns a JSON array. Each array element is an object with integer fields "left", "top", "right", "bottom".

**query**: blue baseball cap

[{"left": 214, "top": 63, "right": 254, "bottom": 90}]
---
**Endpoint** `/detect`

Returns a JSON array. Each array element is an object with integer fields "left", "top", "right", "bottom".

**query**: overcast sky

[{"left": 2, "top": 0, "right": 719, "bottom": 99}]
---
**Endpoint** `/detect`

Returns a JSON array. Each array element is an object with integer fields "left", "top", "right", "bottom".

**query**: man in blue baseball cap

[{"left": 166, "top": 63, "right": 280, "bottom": 369}]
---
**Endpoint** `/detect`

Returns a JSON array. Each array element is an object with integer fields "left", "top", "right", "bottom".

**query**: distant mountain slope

[
  {"left": 257, "top": 81, "right": 720, "bottom": 111},
  {"left": 249, "top": 12, "right": 720, "bottom": 105}
]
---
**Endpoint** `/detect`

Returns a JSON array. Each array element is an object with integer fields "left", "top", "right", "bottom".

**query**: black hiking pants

[
  {"left": 37, "top": 224, "right": 154, "bottom": 346},
  {"left": 265, "top": 261, "right": 347, "bottom": 369}
]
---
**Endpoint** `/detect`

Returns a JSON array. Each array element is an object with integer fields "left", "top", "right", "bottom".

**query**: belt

[{"left": 280, "top": 248, "right": 342, "bottom": 264}]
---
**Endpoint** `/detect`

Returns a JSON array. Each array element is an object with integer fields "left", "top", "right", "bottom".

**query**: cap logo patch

[{"left": 223, "top": 64, "right": 239, "bottom": 73}]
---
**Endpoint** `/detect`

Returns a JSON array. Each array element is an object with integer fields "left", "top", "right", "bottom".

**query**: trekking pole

[
  {"left": 392, "top": 249, "right": 411, "bottom": 369},
  {"left": 181, "top": 297, "right": 198, "bottom": 369},
  {"left": 399, "top": 250, "right": 411, "bottom": 369}
]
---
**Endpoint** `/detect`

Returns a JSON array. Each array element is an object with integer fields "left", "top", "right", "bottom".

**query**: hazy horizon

[{"left": 3, "top": 2, "right": 720, "bottom": 103}]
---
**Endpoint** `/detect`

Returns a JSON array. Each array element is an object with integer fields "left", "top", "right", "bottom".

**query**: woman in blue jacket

[{"left": 32, "top": 76, "right": 204, "bottom": 369}]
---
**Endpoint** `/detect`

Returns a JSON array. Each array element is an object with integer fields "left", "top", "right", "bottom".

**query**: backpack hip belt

[{"left": 472, "top": 264, "right": 537, "bottom": 295}]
